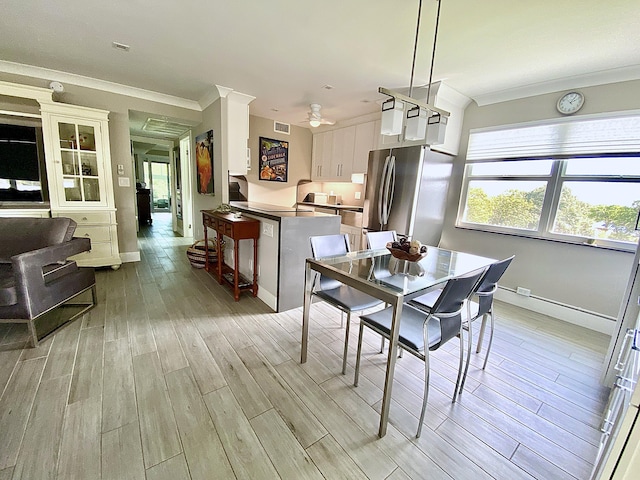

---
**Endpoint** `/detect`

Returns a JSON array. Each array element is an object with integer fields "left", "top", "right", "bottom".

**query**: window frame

[{"left": 456, "top": 153, "right": 640, "bottom": 251}]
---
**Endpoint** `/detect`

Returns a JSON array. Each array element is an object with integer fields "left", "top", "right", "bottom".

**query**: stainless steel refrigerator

[{"left": 362, "top": 145, "right": 453, "bottom": 246}]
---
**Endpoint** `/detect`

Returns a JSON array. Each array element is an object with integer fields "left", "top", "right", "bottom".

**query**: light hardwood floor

[{"left": 0, "top": 213, "right": 611, "bottom": 479}]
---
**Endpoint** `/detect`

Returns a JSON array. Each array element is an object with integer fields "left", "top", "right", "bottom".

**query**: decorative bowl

[{"left": 387, "top": 246, "right": 427, "bottom": 262}]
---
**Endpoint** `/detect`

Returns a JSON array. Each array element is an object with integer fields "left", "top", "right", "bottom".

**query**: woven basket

[{"left": 186, "top": 238, "right": 224, "bottom": 268}]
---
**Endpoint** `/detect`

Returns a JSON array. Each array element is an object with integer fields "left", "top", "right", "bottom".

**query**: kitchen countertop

[
  {"left": 297, "top": 202, "right": 363, "bottom": 212},
  {"left": 229, "top": 201, "right": 338, "bottom": 221}
]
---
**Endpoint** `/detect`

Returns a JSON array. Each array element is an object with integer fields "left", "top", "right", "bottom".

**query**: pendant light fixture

[{"left": 379, "top": 0, "right": 449, "bottom": 143}]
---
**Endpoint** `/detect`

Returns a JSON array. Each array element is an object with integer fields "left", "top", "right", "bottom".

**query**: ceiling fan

[{"left": 305, "top": 103, "right": 335, "bottom": 127}]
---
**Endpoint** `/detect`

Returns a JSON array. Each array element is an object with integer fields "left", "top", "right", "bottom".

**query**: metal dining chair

[
  {"left": 309, "top": 234, "right": 384, "bottom": 374},
  {"left": 354, "top": 268, "right": 486, "bottom": 437},
  {"left": 409, "top": 255, "right": 515, "bottom": 395},
  {"left": 457, "top": 255, "right": 515, "bottom": 392},
  {"left": 365, "top": 230, "right": 398, "bottom": 354},
  {"left": 365, "top": 230, "right": 397, "bottom": 249}
]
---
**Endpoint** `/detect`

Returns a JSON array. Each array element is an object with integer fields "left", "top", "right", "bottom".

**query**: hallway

[{"left": 0, "top": 215, "right": 611, "bottom": 479}]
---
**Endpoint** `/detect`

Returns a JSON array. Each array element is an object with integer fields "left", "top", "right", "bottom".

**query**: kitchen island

[{"left": 228, "top": 202, "right": 340, "bottom": 312}]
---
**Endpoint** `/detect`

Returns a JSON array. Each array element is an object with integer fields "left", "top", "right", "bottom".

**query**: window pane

[
  {"left": 469, "top": 160, "right": 552, "bottom": 176},
  {"left": 564, "top": 157, "right": 640, "bottom": 176},
  {"left": 462, "top": 180, "right": 547, "bottom": 230},
  {"left": 552, "top": 181, "right": 640, "bottom": 242}
]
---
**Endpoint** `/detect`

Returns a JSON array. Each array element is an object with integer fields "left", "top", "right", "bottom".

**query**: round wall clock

[{"left": 556, "top": 91, "right": 584, "bottom": 115}]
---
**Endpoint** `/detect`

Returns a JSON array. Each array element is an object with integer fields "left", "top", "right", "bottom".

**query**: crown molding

[
  {"left": 474, "top": 64, "right": 640, "bottom": 106},
  {"left": 0, "top": 60, "right": 202, "bottom": 111}
]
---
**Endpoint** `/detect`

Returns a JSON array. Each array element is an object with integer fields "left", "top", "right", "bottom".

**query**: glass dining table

[{"left": 301, "top": 246, "right": 496, "bottom": 437}]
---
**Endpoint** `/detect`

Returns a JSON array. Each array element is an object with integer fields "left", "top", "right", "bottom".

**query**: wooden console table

[{"left": 202, "top": 210, "right": 260, "bottom": 301}]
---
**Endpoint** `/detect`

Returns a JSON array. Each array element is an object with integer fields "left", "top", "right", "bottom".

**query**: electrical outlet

[
  {"left": 355, "top": 191, "right": 361, "bottom": 200},
  {"left": 516, "top": 287, "right": 531, "bottom": 297},
  {"left": 263, "top": 223, "right": 274, "bottom": 237}
]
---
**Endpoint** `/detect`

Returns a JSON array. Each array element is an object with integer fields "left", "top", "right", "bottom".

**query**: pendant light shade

[
  {"left": 404, "top": 106, "right": 428, "bottom": 141},
  {"left": 381, "top": 99, "right": 404, "bottom": 136},
  {"left": 425, "top": 113, "right": 447, "bottom": 145},
  {"left": 379, "top": 0, "right": 450, "bottom": 141}
]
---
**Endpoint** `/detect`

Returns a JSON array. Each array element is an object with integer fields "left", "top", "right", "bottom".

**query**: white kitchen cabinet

[
  {"left": 40, "top": 103, "right": 121, "bottom": 269},
  {"left": 340, "top": 224, "right": 362, "bottom": 251},
  {"left": 330, "top": 126, "right": 355, "bottom": 180},
  {"left": 353, "top": 121, "right": 376, "bottom": 173},
  {"left": 312, "top": 121, "right": 376, "bottom": 181},
  {"left": 311, "top": 130, "right": 334, "bottom": 180}
]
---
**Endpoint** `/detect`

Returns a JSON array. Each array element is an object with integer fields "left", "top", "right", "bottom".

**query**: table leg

[
  {"left": 378, "top": 297, "right": 403, "bottom": 437},
  {"left": 204, "top": 224, "right": 209, "bottom": 272},
  {"left": 216, "top": 231, "right": 224, "bottom": 285},
  {"left": 301, "top": 260, "right": 313, "bottom": 363},
  {"left": 252, "top": 238, "right": 258, "bottom": 297},
  {"left": 233, "top": 240, "right": 240, "bottom": 301}
]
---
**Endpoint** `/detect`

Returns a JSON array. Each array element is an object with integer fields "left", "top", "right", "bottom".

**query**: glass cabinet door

[{"left": 57, "top": 121, "right": 103, "bottom": 203}]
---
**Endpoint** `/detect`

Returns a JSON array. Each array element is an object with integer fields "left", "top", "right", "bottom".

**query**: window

[{"left": 457, "top": 113, "right": 640, "bottom": 249}]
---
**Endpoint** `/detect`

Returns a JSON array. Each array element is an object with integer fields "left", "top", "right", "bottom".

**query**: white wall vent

[{"left": 274, "top": 121, "right": 290, "bottom": 135}]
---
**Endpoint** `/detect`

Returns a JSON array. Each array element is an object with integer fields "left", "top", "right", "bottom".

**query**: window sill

[{"left": 454, "top": 224, "right": 637, "bottom": 254}]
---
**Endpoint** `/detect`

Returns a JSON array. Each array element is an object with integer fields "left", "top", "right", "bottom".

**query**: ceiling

[{"left": 1, "top": 0, "right": 639, "bottom": 129}]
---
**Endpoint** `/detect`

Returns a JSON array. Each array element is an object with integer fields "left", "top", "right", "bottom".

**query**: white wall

[
  {"left": 191, "top": 99, "right": 223, "bottom": 240},
  {"left": 440, "top": 79, "right": 640, "bottom": 323}
]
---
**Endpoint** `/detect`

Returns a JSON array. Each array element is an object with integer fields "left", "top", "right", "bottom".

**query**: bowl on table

[{"left": 386, "top": 246, "right": 427, "bottom": 262}]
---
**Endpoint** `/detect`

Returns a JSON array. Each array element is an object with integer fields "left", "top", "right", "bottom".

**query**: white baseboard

[
  {"left": 495, "top": 288, "right": 615, "bottom": 335},
  {"left": 120, "top": 251, "right": 141, "bottom": 263},
  {"left": 257, "top": 287, "right": 277, "bottom": 311}
]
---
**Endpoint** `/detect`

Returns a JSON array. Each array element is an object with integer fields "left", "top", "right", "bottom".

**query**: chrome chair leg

[
  {"left": 354, "top": 323, "right": 365, "bottom": 387},
  {"left": 342, "top": 311, "right": 352, "bottom": 374},
  {"left": 482, "top": 309, "right": 495, "bottom": 370},
  {"left": 417, "top": 345, "right": 430, "bottom": 438},
  {"left": 458, "top": 320, "right": 472, "bottom": 396},
  {"left": 340, "top": 311, "right": 344, "bottom": 328},
  {"left": 459, "top": 303, "right": 474, "bottom": 395},
  {"left": 476, "top": 313, "right": 488, "bottom": 353},
  {"left": 380, "top": 337, "right": 404, "bottom": 358}
]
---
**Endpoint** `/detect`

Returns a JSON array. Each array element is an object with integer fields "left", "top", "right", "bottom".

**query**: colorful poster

[
  {"left": 259, "top": 137, "right": 288, "bottom": 182},
  {"left": 195, "top": 130, "right": 214, "bottom": 194}
]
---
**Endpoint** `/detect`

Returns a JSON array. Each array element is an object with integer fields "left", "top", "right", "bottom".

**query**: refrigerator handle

[
  {"left": 384, "top": 156, "right": 396, "bottom": 225},
  {"left": 378, "top": 155, "right": 391, "bottom": 226}
]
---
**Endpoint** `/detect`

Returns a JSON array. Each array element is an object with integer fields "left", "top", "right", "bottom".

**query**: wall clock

[{"left": 556, "top": 91, "right": 584, "bottom": 115}]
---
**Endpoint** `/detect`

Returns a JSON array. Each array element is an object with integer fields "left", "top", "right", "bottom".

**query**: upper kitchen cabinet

[
  {"left": 312, "top": 121, "right": 377, "bottom": 181},
  {"left": 353, "top": 121, "right": 376, "bottom": 173},
  {"left": 40, "top": 102, "right": 121, "bottom": 268},
  {"left": 311, "top": 130, "right": 333, "bottom": 180},
  {"left": 330, "top": 126, "right": 355, "bottom": 179},
  {"left": 223, "top": 90, "right": 254, "bottom": 178}
]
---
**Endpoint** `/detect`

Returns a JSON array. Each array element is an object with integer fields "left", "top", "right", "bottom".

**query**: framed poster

[
  {"left": 259, "top": 137, "right": 288, "bottom": 182},
  {"left": 195, "top": 130, "right": 214, "bottom": 194}
]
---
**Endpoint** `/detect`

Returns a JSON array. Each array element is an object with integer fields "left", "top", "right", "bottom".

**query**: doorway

[
  {"left": 144, "top": 160, "right": 171, "bottom": 212},
  {"left": 178, "top": 134, "right": 193, "bottom": 238}
]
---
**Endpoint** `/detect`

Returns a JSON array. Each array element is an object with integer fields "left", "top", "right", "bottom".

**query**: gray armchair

[{"left": 0, "top": 217, "right": 96, "bottom": 347}]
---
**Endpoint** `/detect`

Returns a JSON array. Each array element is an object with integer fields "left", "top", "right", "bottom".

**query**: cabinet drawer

[
  {"left": 74, "top": 225, "right": 111, "bottom": 243},
  {"left": 55, "top": 211, "right": 112, "bottom": 224},
  {"left": 70, "top": 242, "right": 113, "bottom": 260},
  {"left": 214, "top": 218, "right": 233, "bottom": 236}
]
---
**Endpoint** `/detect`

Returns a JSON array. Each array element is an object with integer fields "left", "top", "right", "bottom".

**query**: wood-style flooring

[{"left": 0, "top": 213, "right": 611, "bottom": 479}]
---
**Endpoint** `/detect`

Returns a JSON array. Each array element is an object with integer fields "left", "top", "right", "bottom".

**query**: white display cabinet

[{"left": 40, "top": 103, "right": 121, "bottom": 269}]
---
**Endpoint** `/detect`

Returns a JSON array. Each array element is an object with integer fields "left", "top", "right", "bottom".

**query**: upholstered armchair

[{"left": 0, "top": 217, "right": 96, "bottom": 346}]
